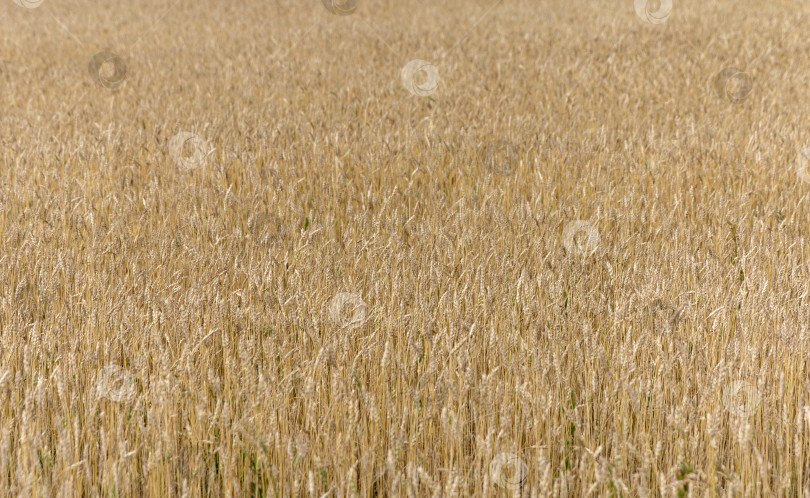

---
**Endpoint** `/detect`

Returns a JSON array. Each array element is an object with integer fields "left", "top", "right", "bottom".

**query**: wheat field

[{"left": 1, "top": 0, "right": 809, "bottom": 495}]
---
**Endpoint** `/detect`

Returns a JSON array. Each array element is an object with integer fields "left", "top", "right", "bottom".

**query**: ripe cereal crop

[{"left": 0, "top": 0, "right": 809, "bottom": 495}]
